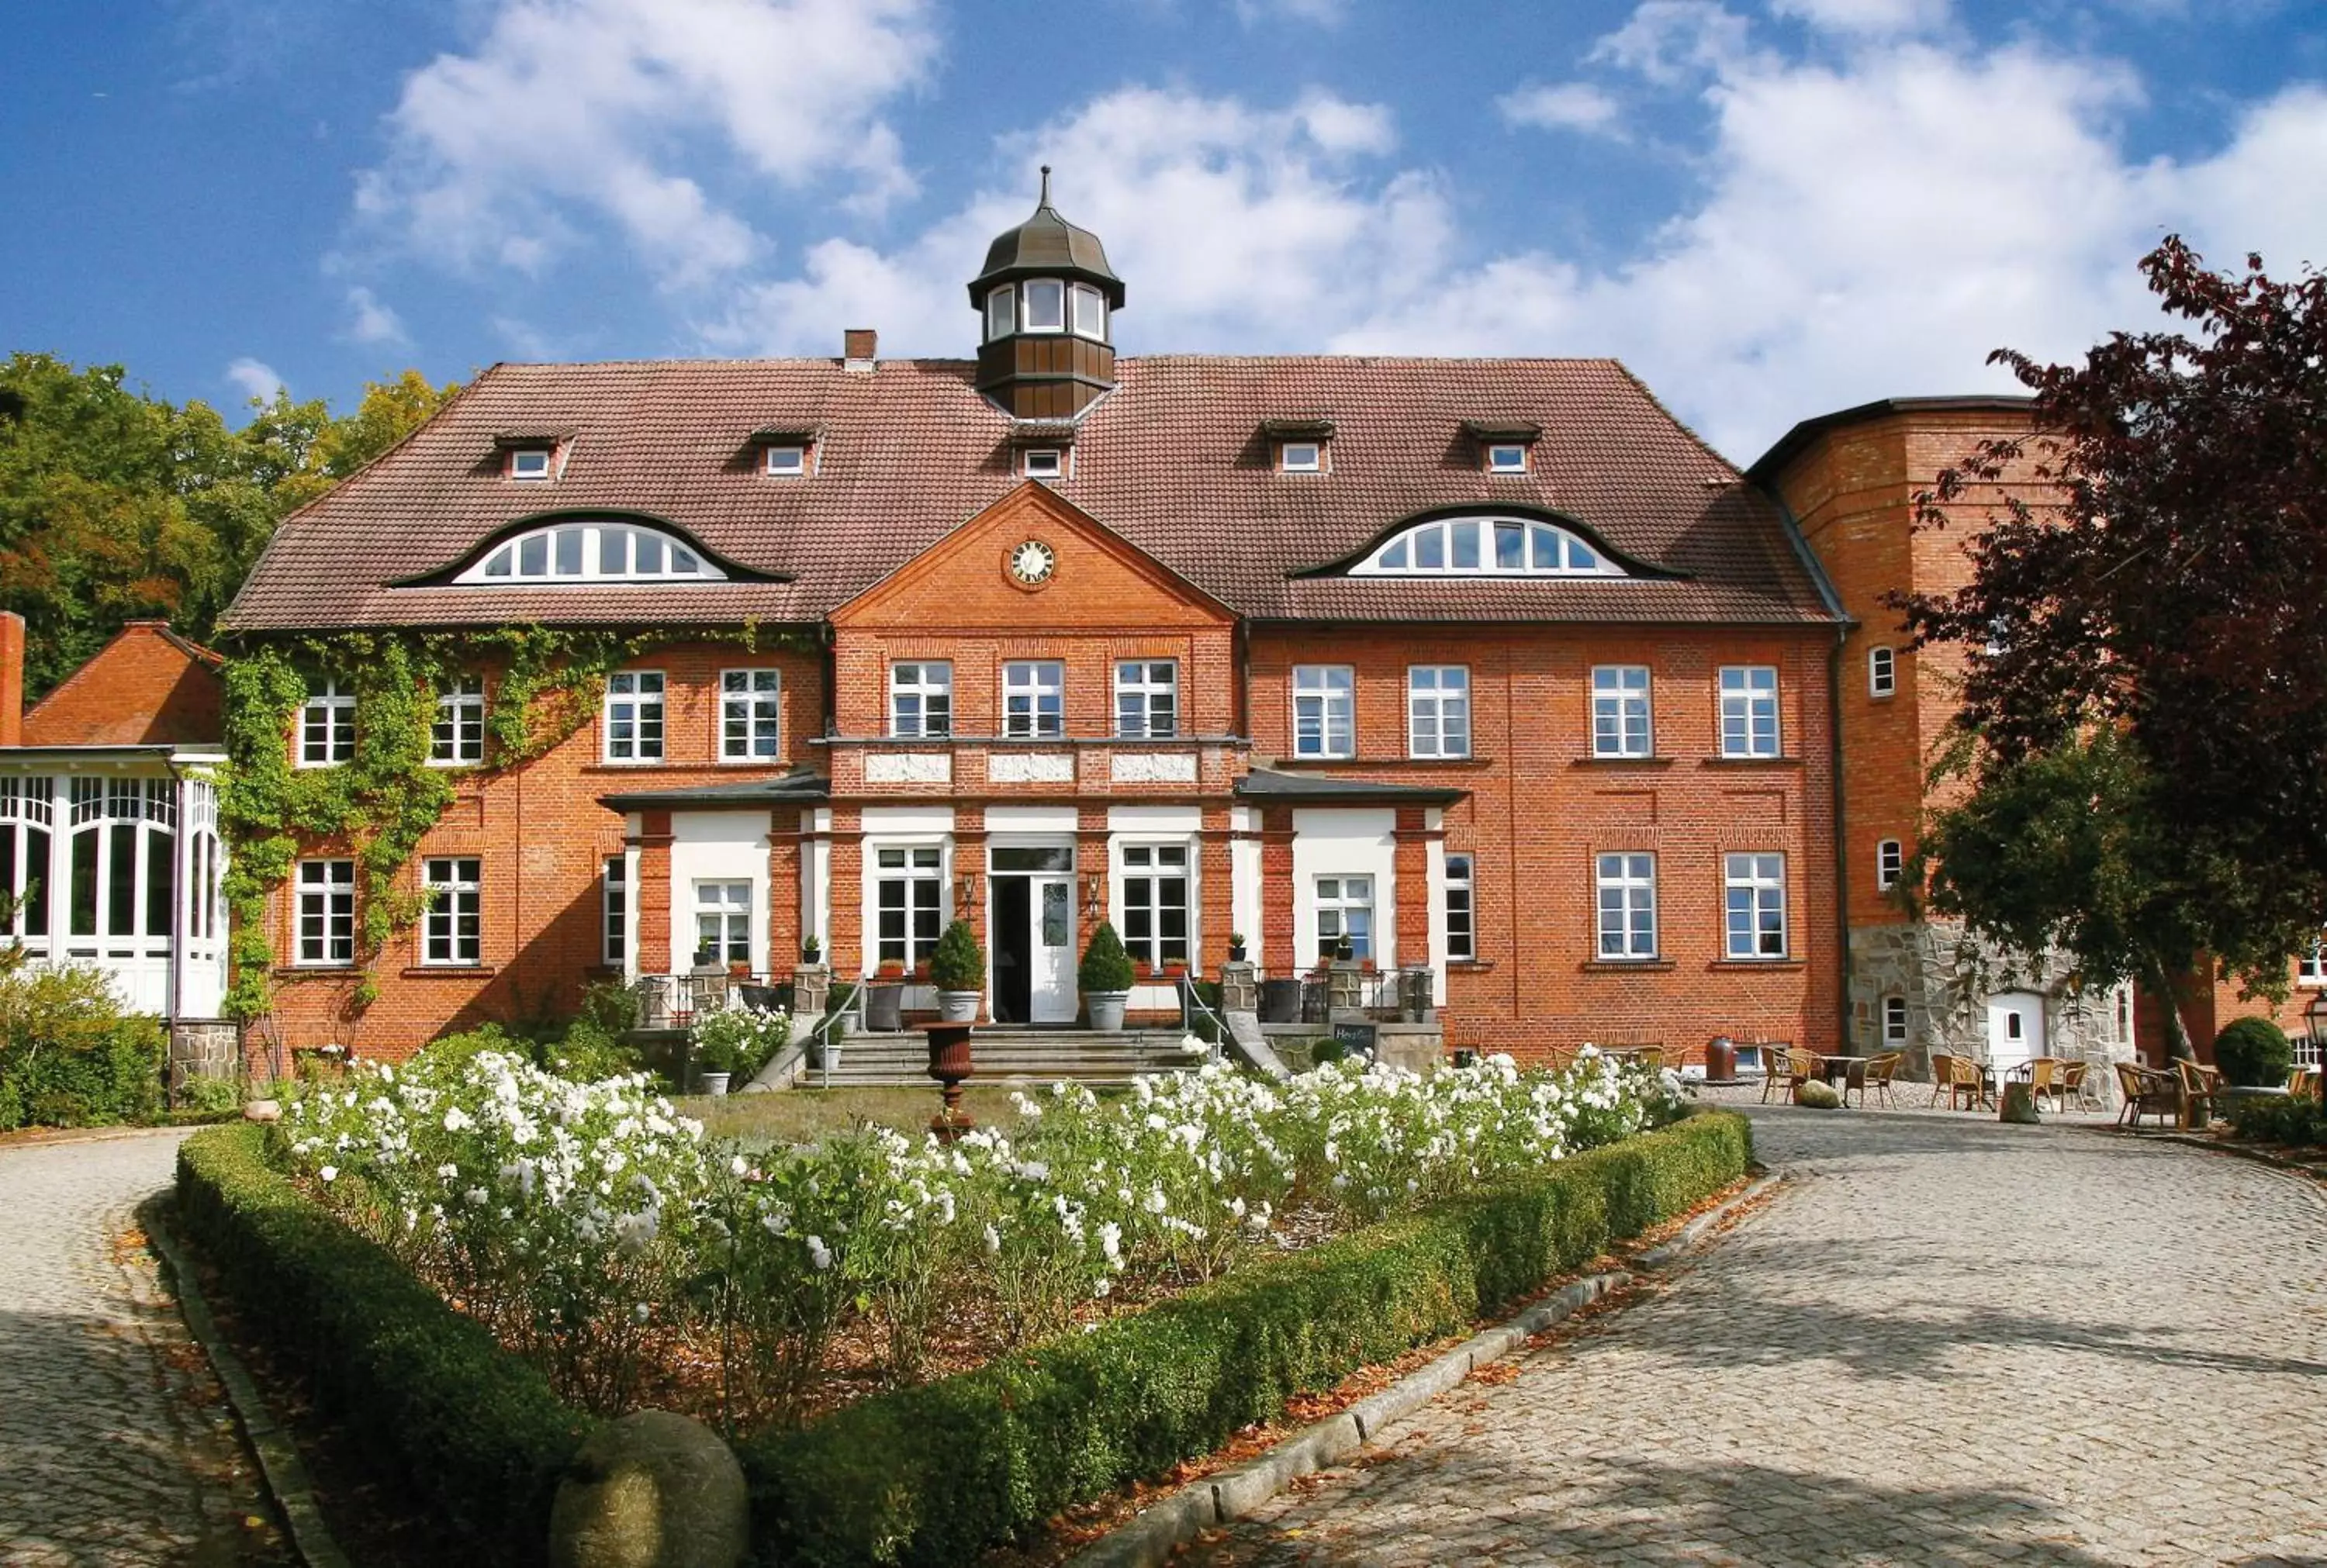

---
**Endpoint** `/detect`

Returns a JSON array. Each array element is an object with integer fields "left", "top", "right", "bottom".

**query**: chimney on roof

[
  {"left": 843, "top": 329, "right": 877, "bottom": 374},
  {"left": 0, "top": 611, "right": 23, "bottom": 749}
]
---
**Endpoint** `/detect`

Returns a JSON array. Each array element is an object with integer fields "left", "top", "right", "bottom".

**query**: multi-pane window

[
  {"left": 1293, "top": 665, "right": 1354, "bottom": 758},
  {"left": 1596, "top": 852, "right": 1658, "bottom": 960},
  {"left": 1876, "top": 838, "right": 1904, "bottom": 890},
  {"left": 2302, "top": 942, "right": 2327, "bottom": 986},
  {"left": 1121, "top": 845, "right": 1191, "bottom": 970},
  {"left": 422, "top": 857, "right": 482, "bottom": 966},
  {"left": 602, "top": 856, "right": 626, "bottom": 967},
  {"left": 1407, "top": 667, "right": 1471, "bottom": 759},
  {"left": 430, "top": 674, "right": 486, "bottom": 765},
  {"left": 1869, "top": 646, "right": 1897, "bottom": 698},
  {"left": 875, "top": 846, "right": 942, "bottom": 969},
  {"left": 0, "top": 777, "right": 54, "bottom": 944},
  {"left": 1883, "top": 995, "right": 1910, "bottom": 1045},
  {"left": 1356, "top": 517, "right": 1620, "bottom": 577},
  {"left": 1115, "top": 661, "right": 1178, "bottom": 738},
  {"left": 1592, "top": 665, "right": 1652, "bottom": 758},
  {"left": 604, "top": 671, "right": 665, "bottom": 762},
  {"left": 1003, "top": 661, "right": 1065, "bottom": 739},
  {"left": 300, "top": 678, "right": 354, "bottom": 768},
  {"left": 463, "top": 523, "right": 723, "bottom": 582},
  {"left": 720, "top": 669, "right": 783, "bottom": 763},
  {"left": 1724, "top": 853, "right": 1788, "bottom": 959},
  {"left": 1316, "top": 875, "right": 1374, "bottom": 962},
  {"left": 1445, "top": 853, "right": 1475, "bottom": 962},
  {"left": 890, "top": 662, "right": 953, "bottom": 738},
  {"left": 296, "top": 859, "right": 354, "bottom": 965},
  {"left": 693, "top": 880, "right": 753, "bottom": 969},
  {"left": 1718, "top": 666, "right": 1781, "bottom": 758}
]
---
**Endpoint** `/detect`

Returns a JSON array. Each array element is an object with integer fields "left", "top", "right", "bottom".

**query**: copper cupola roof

[{"left": 966, "top": 168, "right": 1126, "bottom": 309}]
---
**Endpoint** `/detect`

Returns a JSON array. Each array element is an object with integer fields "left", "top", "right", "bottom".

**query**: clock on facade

[{"left": 1008, "top": 538, "right": 1056, "bottom": 586}]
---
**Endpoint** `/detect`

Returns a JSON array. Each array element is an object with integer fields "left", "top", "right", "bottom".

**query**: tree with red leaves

[{"left": 1903, "top": 237, "right": 2327, "bottom": 1059}]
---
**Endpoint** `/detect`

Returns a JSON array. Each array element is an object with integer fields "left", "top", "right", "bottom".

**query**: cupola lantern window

[
  {"left": 1070, "top": 283, "right": 1107, "bottom": 340},
  {"left": 1022, "top": 279, "right": 1066, "bottom": 333},
  {"left": 968, "top": 167, "right": 1126, "bottom": 417},
  {"left": 985, "top": 286, "right": 1015, "bottom": 342}
]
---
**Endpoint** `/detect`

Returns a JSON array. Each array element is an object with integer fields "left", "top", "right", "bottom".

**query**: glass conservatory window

[
  {"left": 1353, "top": 517, "right": 1625, "bottom": 577},
  {"left": 458, "top": 522, "right": 726, "bottom": 583}
]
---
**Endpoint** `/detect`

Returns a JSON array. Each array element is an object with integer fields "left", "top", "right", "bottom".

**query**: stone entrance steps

[{"left": 800, "top": 1027, "right": 1207, "bottom": 1087}]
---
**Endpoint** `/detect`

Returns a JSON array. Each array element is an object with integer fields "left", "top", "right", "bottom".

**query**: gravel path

[
  {"left": 1187, "top": 1107, "right": 2327, "bottom": 1566},
  {"left": 0, "top": 1130, "right": 282, "bottom": 1566}
]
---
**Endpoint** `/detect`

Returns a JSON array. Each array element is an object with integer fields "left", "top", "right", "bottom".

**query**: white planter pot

[
  {"left": 937, "top": 989, "right": 980, "bottom": 1023},
  {"left": 1086, "top": 989, "right": 1130, "bottom": 1031},
  {"left": 699, "top": 1072, "right": 732, "bottom": 1097}
]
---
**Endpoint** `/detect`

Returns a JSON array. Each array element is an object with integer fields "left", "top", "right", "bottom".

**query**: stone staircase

[{"left": 797, "top": 1027, "right": 1211, "bottom": 1088}]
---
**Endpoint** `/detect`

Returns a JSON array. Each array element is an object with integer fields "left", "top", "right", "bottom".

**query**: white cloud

[
  {"left": 1770, "top": 0, "right": 1952, "bottom": 36},
  {"left": 354, "top": 0, "right": 940, "bottom": 289},
  {"left": 1234, "top": 0, "right": 1350, "bottom": 24},
  {"left": 1592, "top": 2, "right": 1758, "bottom": 86},
  {"left": 343, "top": 286, "right": 409, "bottom": 347},
  {"left": 1499, "top": 81, "right": 1625, "bottom": 134},
  {"left": 225, "top": 357, "right": 285, "bottom": 404}
]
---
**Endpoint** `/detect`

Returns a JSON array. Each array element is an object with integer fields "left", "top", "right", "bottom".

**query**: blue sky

[{"left": 4, "top": 0, "right": 2322, "bottom": 459}]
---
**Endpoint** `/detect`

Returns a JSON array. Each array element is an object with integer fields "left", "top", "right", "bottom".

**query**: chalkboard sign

[{"left": 1332, "top": 1021, "right": 1378, "bottom": 1055}]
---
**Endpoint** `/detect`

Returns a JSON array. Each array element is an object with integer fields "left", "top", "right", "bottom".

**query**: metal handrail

[{"left": 1178, "top": 975, "right": 1228, "bottom": 1063}]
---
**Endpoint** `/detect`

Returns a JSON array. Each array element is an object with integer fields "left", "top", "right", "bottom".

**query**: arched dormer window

[
  {"left": 455, "top": 521, "right": 728, "bottom": 584},
  {"left": 1352, "top": 516, "right": 1628, "bottom": 577}
]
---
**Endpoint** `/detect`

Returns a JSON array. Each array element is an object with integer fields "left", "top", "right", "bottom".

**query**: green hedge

[
  {"left": 741, "top": 1109, "right": 1753, "bottom": 1567},
  {"left": 175, "top": 1123, "right": 588, "bottom": 1565}
]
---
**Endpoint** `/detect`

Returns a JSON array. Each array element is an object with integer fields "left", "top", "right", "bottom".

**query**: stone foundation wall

[{"left": 168, "top": 1021, "right": 241, "bottom": 1093}]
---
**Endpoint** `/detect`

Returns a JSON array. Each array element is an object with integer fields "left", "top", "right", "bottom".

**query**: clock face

[{"left": 1008, "top": 538, "right": 1056, "bottom": 586}]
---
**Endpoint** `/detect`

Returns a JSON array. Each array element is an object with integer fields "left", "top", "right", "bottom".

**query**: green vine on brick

[{"left": 217, "top": 622, "right": 804, "bottom": 1020}]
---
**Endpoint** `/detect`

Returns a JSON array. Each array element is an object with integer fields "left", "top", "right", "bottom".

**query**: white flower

[
  {"left": 983, "top": 1224, "right": 1002, "bottom": 1256},
  {"left": 443, "top": 1106, "right": 474, "bottom": 1133},
  {"left": 731, "top": 1154, "right": 748, "bottom": 1177},
  {"left": 806, "top": 1235, "right": 834, "bottom": 1271},
  {"left": 633, "top": 1303, "right": 651, "bottom": 1325},
  {"left": 319, "top": 1166, "right": 339, "bottom": 1183}
]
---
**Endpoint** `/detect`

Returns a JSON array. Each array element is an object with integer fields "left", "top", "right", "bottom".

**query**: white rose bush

[{"left": 273, "top": 1044, "right": 1684, "bottom": 1428}]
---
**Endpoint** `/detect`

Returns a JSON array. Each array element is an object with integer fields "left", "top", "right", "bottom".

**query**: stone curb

[
  {"left": 1066, "top": 1172, "right": 1781, "bottom": 1568},
  {"left": 142, "top": 1201, "right": 355, "bottom": 1568}
]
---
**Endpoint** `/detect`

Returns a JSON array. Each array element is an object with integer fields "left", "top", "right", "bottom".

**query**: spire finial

[{"left": 1039, "top": 165, "right": 1052, "bottom": 206}]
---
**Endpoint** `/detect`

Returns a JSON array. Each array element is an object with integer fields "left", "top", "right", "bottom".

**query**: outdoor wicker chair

[
  {"left": 1759, "top": 1041, "right": 1803, "bottom": 1103},
  {"left": 1927, "top": 1052, "right": 1959, "bottom": 1107},
  {"left": 2288, "top": 1065, "right": 2318, "bottom": 1101},
  {"left": 2174, "top": 1058, "right": 2228, "bottom": 1125},
  {"left": 2114, "top": 1062, "right": 2179, "bottom": 1128},
  {"left": 1847, "top": 1051, "right": 1902, "bottom": 1109},
  {"left": 2024, "top": 1057, "right": 2066, "bottom": 1114},
  {"left": 2054, "top": 1059, "right": 2092, "bottom": 1114},
  {"left": 1939, "top": 1052, "right": 1990, "bottom": 1110}
]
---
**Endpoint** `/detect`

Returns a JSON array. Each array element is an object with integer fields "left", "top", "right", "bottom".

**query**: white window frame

[
  {"left": 299, "top": 678, "right": 354, "bottom": 768},
  {"left": 1719, "top": 666, "right": 1782, "bottom": 758},
  {"left": 1070, "top": 281, "right": 1108, "bottom": 341},
  {"left": 1445, "top": 852, "right": 1475, "bottom": 962},
  {"left": 2300, "top": 942, "right": 2327, "bottom": 987},
  {"left": 1022, "top": 448, "right": 1063, "bottom": 480},
  {"left": 889, "top": 662, "right": 953, "bottom": 739},
  {"left": 1485, "top": 443, "right": 1528, "bottom": 474},
  {"left": 1596, "top": 852, "right": 1658, "bottom": 961},
  {"left": 422, "top": 857, "right": 482, "bottom": 967},
  {"left": 430, "top": 674, "right": 486, "bottom": 766},
  {"left": 1869, "top": 645, "right": 1897, "bottom": 698},
  {"left": 1352, "top": 516, "right": 1624, "bottom": 577},
  {"left": 295, "top": 858, "right": 354, "bottom": 966},
  {"left": 1724, "top": 852, "right": 1788, "bottom": 960},
  {"left": 985, "top": 285, "right": 1016, "bottom": 342},
  {"left": 603, "top": 670, "right": 666, "bottom": 764},
  {"left": 1876, "top": 838, "right": 1903, "bottom": 891},
  {"left": 1407, "top": 666, "right": 1471, "bottom": 759},
  {"left": 762, "top": 444, "right": 807, "bottom": 476},
  {"left": 1115, "top": 661, "right": 1179, "bottom": 739},
  {"left": 460, "top": 522, "right": 724, "bottom": 584},
  {"left": 1279, "top": 441, "right": 1323, "bottom": 474},
  {"left": 1591, "top": 665, "right": 1653, "bottom": 758},
  {"left": 693, "top": 879, "right": 754, "bottom": 971},
  {"left": 873, "top": 845, "right": 944, "bottom": 970},
  {"left": 719, "top": 668, "right": 783, "bottom": 764},
  {"left": 1315, "top": 874, "right": 1374, "bottom": 962},
  {"left": 1003, "top": 661, "right": 1065, "bottom": 740},
  {"left": 602, "top": 855, "right": 626, "bottom": 968},
  {"left": 1292, "top": 665, "right": 1355, "bottom": 759},
  {"left": 508, "top": 447, "right": 552, "bottom": 481},
  {"left": 1119, "top": 843, "right": 1191, "bottom": 971},
  {"left": 1022, "top": 278, "right": 1066, "bottom": 333},
  {"left": 1883, "top": 994, "right": 1910, "bottom": 1045}
]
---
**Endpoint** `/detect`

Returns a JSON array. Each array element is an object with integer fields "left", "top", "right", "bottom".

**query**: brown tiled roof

[{"left": 223, "top": 356, "right": 1835, "bottom": 632}]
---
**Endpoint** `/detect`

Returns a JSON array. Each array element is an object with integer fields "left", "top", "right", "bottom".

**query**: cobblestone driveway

[
  {"left": 0, "top": 1131, "right": 281, "bottom": 1566},
  {"left": 1190, "top": 1109, "right": 2327, "bottom": 1566}
]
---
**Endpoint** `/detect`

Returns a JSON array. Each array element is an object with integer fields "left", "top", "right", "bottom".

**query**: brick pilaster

[
  {"left": 1260, "top": 806, "right": 1295, "bottom": 975},
  {"left": 1393, "top": 806, "right": 1433, "bottom": 969},
  {"left": 637, "top": 810, "right": 673, "bottom": 976}
]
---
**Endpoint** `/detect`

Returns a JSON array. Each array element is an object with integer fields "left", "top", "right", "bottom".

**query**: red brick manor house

[{"left": 92, "top": 181, "right": 2139, "bottom": 1073}]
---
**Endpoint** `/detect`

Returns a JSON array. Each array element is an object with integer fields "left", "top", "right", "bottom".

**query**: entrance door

[
  {"left": 1987, "top": 991, "right": 2046, "bottom": 1076},
  {"left": 989, "top": 847, "right": 1079, "bottom": 1025},
  {"left": 1026, "top": 876, "right": 1076, "bottom": 1024}
]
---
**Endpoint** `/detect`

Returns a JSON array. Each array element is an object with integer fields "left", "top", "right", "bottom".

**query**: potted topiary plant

[
  {"left": 2215, "top": 1016, "right": 2294, "bottom": 1088},
  {"left": 1227, "top": 932, "right": 1248, "bottom": 963},
  {"left": 930, "top": 918, "right": 984, "bottom": 1023},
  {"left": 800, "top": 934, "right": 822, "bottom": 965},
  {"left": 1080, "top": 921, "right": 1136, "bottom": 1030}
]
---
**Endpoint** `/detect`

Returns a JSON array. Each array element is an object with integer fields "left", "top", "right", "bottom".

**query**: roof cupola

[{"left": 970, "top": 168, "right": 1124, "bottom": 419}]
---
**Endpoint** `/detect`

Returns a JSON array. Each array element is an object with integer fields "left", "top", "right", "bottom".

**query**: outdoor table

[{"left": 1817, "top": 1054, "right": 1866, "bottom": 1087}]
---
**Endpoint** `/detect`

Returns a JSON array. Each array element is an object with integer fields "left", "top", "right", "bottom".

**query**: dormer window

[
  {"left": 1022, "top": 278, "right": 1066, "bottom": 333},
  {"left": 1070, "top": 283, "right": 1108, "bottom": 341},
  {"left": 1354, "top": 516, "right": 1627, "bottom": 577},
  {"left": 457, "top": 521, "right": 728, "bottom": 584},
  {"left": 509, "top": 447, "right": 552, "bottom": 481},
  {"left": 1281, "top": 442, "right": 1323, "bottom": 474},
  {"left": 985, "top": 286, "right": 1016, "bottom": 342},
  {"left": 1486, "top": 444, "right": 1528, "bottom": 475},
  {"left": 763, "top": 445, "right": 806, "bottom": 476},
  {"left": 1022, "top": 448, "right": 1063, "bottom": 480}
]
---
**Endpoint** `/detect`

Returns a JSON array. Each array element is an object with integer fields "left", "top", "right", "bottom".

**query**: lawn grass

[{"left": 680, "top": 1084, "right": 1042, "bottom": 1145}]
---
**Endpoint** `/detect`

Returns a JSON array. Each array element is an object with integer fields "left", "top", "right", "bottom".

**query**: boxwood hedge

[
  {"left": 740, "top": 1108, "right": 1753, "bottom": 1567},
  {"left": 175, "top": 1123, "right": 588, "bottom": 1566}
]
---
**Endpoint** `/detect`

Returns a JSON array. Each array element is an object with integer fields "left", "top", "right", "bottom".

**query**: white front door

[
  {"left": 1029, "top": 875, "right": 1077, "bottom": 1024},
  {"left": 1987, "top": 991, "right": 2046, "bottom": 1075}
]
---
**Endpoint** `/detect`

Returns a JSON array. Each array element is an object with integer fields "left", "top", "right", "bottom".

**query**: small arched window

[
  {"left": 455, "top": 522, "right": 727, "bottom": 584},
  {"left": 1351, "top": 516, "right": 1627, "bottom": 578}
]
